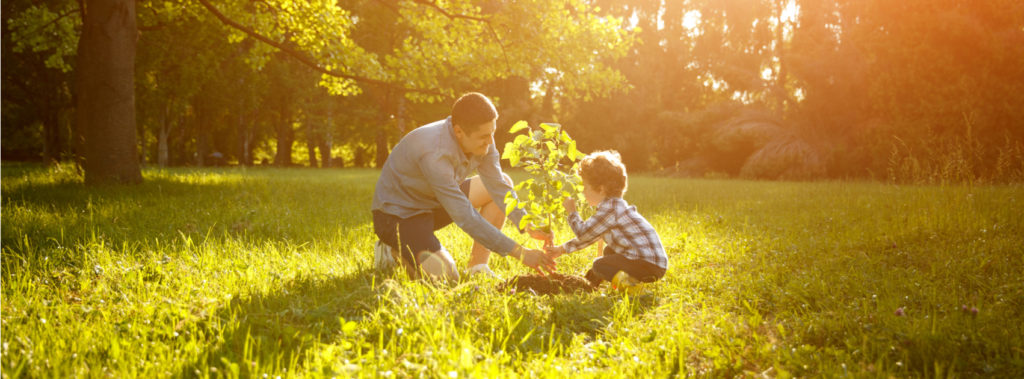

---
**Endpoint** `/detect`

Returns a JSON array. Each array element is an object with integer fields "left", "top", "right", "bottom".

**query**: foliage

[
  {"left": 4, "top": 0, "right": 1024, "bottom": 183},
  {"left": 5, "top": 1, "right": 80, "bottom": 72},
  {"left": 3, "top": 165, "right": 1024, "bottom": 376},
  {"left": 561, "top": 0, "right": 1024, "bottom": 182},
  {"left": 502, "top": 121, "right": 586, "bottom": 235}
]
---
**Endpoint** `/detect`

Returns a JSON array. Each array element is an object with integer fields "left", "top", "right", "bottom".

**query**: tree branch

[
  {"left": 375, "top": 0, "right": 512, "bottom": 75},
  {"left": 25, "top": 7, "right": 81, "bottom": 36},
  {"left": 195, "top": 0, "right": 441, "bottom": 96}
]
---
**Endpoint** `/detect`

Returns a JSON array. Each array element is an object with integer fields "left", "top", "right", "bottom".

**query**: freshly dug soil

[{"left": 501, "top": 273, "right": 595, "bottom": 295}]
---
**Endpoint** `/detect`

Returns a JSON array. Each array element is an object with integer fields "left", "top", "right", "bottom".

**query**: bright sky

[{"left": 678, "top": 1, "right": 799, "bottom": 31}]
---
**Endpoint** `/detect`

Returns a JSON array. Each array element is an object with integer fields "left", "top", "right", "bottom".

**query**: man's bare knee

[{"left": 417, "top": 249, "right": 459, "bottom": 281}]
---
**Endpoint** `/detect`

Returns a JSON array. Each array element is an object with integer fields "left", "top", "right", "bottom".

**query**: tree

[
  {"left": 76, "top": 0, "right": 141, "bottom": 184},
  {"left": 3, "top": 0, "right": 80, "bottom": 164}
]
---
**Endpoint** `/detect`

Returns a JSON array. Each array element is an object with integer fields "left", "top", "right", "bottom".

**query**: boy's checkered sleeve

[{"left": 564, "top": 203, "right": 615, "bottom": 253}]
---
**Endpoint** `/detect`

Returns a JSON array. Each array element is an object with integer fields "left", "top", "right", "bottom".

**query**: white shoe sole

[{"left": 373, "top": 240, "right": 398, "bottom": 272}]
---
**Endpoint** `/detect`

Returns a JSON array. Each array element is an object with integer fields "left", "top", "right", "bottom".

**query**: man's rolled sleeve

[{"left": 420, "top": 152, "right": 517, "bottom": 255}]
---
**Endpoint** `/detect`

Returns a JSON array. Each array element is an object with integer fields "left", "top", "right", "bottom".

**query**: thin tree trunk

[
  {"left": 307, "top": 121, "right": 319, "bottom": 168},
  {"left": 41, "top": 108, "right": 61, "bottom": 165},
  {"left": 274, "top": 105, "right": 294, "bottom": 166},
  {"left": 76, "top": 0, "right": 141, "bottom": 184},
  {"left": 375, "top": 130, "right": 388, "bottom": 168},
  {"left": 375, "top": 87, "right": 393, "bottom": 168},
  {"left": 775, "top": 0, "right": 789, "bottom": 114},
  {"left": 322, "top": 111, "right": 333, "bottom": 168},
  {"left": 158, "top": 102, "right": 171, "bottom": 167},
  {"left": 239, "top": 113, "right": 252, "bottom": 166},
  {"left": 195, "top": 103, "right": 208, "bottom": 167}
]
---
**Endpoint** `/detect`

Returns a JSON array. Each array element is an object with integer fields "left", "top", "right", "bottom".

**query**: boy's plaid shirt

[{"left": 563, "top": 197, "right": 668, "bottom": 269}]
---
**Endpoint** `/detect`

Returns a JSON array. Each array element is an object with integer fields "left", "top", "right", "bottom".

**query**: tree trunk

[
  {"left": 239, "top": 113, "right": 252, "bottom": 166},
  {"left": 396, "top": 95, "right": 407, "bottom": 135},
  {"left": 194, "top": 100, "right": 210, "bottom": 166},
  {"left": 41, "top": 107, "right": 61, "bottom": 165},
  {"left": 306, "top": 122, "right": 319, "bottom": 168},
  {"left": 158, "top": 102, "right": 171, "bottom": 167},
  {"left": 774, "top": 0, "right": 789, "bottom": 114},
  {"left": 375, "top": 87, "right": 393, "bottom": 168},
  {"left": 322, "top": 112, "right": 333, "bottom": 168},
  {"left": 76, "top": 0, "right": 141, "bottom": 184},
  {"left": 274, "top": 106, "right": 294, "bottom": 166},
  {"left": 375, "top": 129, "right": 388, "bottom": 168}
]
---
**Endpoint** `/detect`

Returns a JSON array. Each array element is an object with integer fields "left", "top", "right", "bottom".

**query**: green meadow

[{"left": 2, "top": 164, "right": 1022, "bottom": 377}]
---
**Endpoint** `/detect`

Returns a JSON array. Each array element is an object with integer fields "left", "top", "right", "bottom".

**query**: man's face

[{"left": 454, "top": 120, "right": 496, "bottom": 157}]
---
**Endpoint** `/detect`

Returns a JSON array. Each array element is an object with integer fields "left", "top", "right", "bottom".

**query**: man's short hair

[
  {"left": 579, "top": 150, "right": 628, "bottom": 197},
  {"left": 451, "top": 92, "right": 498, "bottom": 132}
]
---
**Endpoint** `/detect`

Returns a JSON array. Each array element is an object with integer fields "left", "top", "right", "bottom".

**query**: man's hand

[
  {"left": 515, "top": 245, "right": 556, "bottom": 275},
  {"left": 528, "top": 228, "right": 552, "bottom": 242},
  {"left": 544, "top": 244, "right": 567, "bottom": 260},
  {"left": 563, "top": 198, "right": 577, "bottom": 215},
  {"left": 526, "top": 226, "right": 553, "bottom": 247}
]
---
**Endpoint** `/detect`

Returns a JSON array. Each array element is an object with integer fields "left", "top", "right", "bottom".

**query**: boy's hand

[
  {"left": 544, "top": 244, "right": 567, "bottom": 260},
  {"left": 563, "top": 198, "right": 577, "bottom": 214}
]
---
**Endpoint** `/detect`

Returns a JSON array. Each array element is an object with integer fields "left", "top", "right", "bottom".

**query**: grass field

[{"left": 2, "top": 164, "right": 1023, "bottom": 377}]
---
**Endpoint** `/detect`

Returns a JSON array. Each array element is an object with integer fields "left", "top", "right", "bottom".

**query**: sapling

[{"left": 502, "top": 120, "right": 586, "bottom": 247}]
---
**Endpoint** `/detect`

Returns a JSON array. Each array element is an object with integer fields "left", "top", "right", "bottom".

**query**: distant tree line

[{"left": 3, "top": 0, "right": 1023, "bottom": 183}]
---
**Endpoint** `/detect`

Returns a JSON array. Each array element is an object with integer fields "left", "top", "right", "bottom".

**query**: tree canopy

[{"left": 3, "top": 0, "right": 1023, "bottom": 183}]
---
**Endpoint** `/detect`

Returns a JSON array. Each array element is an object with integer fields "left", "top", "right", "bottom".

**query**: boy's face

[
  {"left": 454, "top": 120, "right": 496, "bottom": 157},
  {"left": 582, "top": 178, "right": 607, "bottom": 207}
]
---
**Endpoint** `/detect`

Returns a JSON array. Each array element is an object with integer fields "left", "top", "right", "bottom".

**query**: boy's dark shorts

[
  {"left": 586, "top": 245, "right": 666, "bottom": 285},
  {"left": 372, "top": 179, "right": 472, "bottom": 267}
]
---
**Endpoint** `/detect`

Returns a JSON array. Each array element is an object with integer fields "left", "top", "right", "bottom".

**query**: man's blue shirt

[{"left": 371, "top": 117, "right": 525, "bottom": 255}]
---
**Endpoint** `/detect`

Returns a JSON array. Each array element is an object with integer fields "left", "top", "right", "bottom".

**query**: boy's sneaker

[
  {"left": 373, "top": 240, "right": 398, "bottom": 272},
  {"left": 467, "top": 263, "right": 499, "bottom": 279},
  {"left": 611, "top": 271, "right": 643, "bottom": 295}
]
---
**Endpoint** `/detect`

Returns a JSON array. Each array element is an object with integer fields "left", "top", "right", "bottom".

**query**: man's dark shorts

[{"left": 372, "top": 179, "right": 472, "bottom": 268}]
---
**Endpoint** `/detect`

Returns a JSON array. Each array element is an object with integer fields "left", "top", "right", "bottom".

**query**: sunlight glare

[
  {"left": 781, "top": 1, "right": 799, "bottom": 24},
  {"left": 683, "top": 10, "right": 701, "bottom": 30}
]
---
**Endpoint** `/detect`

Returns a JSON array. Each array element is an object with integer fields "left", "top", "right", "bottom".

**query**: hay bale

[
  {"left": 740, "top": 137, "right": 825, "bottom": 180},
  {"left": 709, "top": 113, "right": 784, "bottom": 154}
]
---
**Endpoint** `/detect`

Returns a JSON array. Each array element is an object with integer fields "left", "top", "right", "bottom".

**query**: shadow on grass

[{"left": 178, "top": 268, "right": 384, "bottom": 377}]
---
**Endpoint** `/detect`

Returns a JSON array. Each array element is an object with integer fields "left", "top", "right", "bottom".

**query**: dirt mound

[{"left": 501, "top": 273, "right": 595, "bottom": 295}]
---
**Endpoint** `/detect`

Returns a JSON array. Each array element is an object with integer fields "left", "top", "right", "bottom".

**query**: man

[{"left": 371, "top": 92, "right": 554, "bottom": 281}]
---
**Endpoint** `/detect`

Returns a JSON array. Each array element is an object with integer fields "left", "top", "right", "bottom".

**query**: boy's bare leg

[{"left": 466, "top": 174, "right": 513, "bottom": 268}]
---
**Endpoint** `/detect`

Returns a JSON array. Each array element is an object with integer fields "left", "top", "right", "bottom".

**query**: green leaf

[
  {"left": 513, "top": 134, "right": 531, "bottom": 146},
  {"left": 509, "top": 120, "right": 529, "bottom": 134},
  {"left": 545, "top": 141, "right": 557, "bottom": 152},
  {"left": 502, "top": 142, "right": 515, "bottom": 159},
  {"left": 568, "top": 141, "right": 585, "bottom": 161},
  {"left": 505, "top": 197, "right": 518, "bottom": 216}
]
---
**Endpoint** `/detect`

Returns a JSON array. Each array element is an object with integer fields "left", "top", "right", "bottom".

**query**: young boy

[{"left": 545, "top": 150, "right": 668, "bottom": 292}]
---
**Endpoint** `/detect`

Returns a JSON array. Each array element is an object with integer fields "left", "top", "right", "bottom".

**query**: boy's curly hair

[{"left": 578, "top": 150, "right": 628, "bottom": 197}]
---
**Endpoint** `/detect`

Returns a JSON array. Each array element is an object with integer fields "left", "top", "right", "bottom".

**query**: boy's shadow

[{"left": 178, "top": 268, "right": 387, "bottom": 377}]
